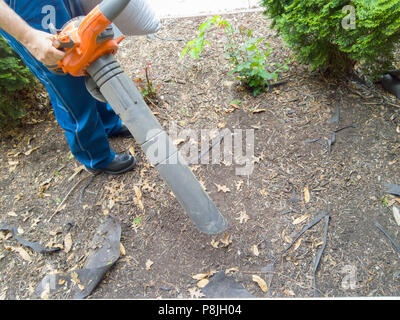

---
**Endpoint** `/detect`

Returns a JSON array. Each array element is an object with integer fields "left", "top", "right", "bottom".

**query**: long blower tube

[{"left": 87, "top": 54, "right": 228, "bottom": 234}]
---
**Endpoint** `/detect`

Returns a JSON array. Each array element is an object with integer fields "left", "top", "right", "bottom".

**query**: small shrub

[
  {"left": 180, "top": 16, "right": 288, "bottom": 96},
  {"left": 0, "top": 37, "right": 35, "bottom": 126},
  {"left": 224, "top": 24, "right": 288, "bottom": 96},
  {"left": 261, "top": 0, "right": 400, "bottom": 80},
  {"left": 133, "top": 62, "right": 159, "bottom": 105}
]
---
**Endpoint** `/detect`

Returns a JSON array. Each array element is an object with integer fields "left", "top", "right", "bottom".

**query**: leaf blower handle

[
  {"left": 47, "top": 0, "right": 129, "bottom": 76},
  {"left": 98, "top": 0, "right": 131, "bottom": 21}
]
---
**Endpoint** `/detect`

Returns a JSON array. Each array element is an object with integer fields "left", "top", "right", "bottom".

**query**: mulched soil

[{"left": 1, "top": 12, "right": 400, "bottom": 299}]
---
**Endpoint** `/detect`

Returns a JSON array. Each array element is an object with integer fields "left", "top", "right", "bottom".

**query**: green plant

[
  {"left": 180, "top": 16, "right": 288, "bottom": 96},
  {"left": 133, "top": 216, "right": 143, "bottom": 226},
  {"left": 261, "top": 0, "right": 400, "bottom": 80},
  {"left": 133, "top": 62, "right": 159, "bottom": 105},
  {"left": 0, "top": 37, "right": 35, "bottom": 126},
  {"left": 225, "top": 24, "right": 289, "bottom": 96},
  {"left": 382, "top": 195, "right": 389, "bottom": 208}
]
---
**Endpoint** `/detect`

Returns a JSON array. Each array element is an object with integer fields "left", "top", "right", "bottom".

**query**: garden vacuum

[{"left": 48, "top": 0, "right": 227, "bottom": 234}]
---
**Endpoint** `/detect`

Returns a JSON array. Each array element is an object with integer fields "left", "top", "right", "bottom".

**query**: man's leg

[
  {"left": 95, "top": 101, "right": 122, "bottom": 137},
  {"left": 46, "top": 74, "right": 116, "bottom": 169}
]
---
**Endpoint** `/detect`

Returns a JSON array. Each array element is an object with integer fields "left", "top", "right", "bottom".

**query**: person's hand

[{"left": 22, "top": 29, "right": 65, "bottom": 66}]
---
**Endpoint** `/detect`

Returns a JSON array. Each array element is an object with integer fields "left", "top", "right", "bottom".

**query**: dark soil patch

[{"left": 1, "top": 12, "right": 400, "bottom": 299}]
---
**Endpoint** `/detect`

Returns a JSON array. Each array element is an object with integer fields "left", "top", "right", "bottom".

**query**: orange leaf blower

[{"left": 49, "top": 0, "right": 227, "bottom": 235}]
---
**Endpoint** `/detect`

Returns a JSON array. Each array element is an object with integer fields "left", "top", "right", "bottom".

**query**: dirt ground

[{"left": 1, "top": 12, "right": 400, "bottom": 299}]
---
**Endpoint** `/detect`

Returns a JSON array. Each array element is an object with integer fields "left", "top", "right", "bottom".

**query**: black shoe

[
  {"left": 111, "top": 124, "right": 133, "bottom": 138},
  {"left": 86, "top": 153, "right": 137, "bottom": 175}
]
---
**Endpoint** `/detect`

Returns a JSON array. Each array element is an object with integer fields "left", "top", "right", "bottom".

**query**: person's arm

[{"left": 0, "top": 0, "right": 65, "bottom": 65}]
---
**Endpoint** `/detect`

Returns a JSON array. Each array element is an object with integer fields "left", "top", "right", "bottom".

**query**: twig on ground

[
  {"left": 265, "top": 211, "right": 330, "bottom": 296},
  {"left": 79, "top": 173, "right": 99, "bottom": 203},
  {"left": 334, "top": 125, "right": 356, "bottom": 133},
  {"left": 48, "top": 173, "right": 93, "bottom": 222}
]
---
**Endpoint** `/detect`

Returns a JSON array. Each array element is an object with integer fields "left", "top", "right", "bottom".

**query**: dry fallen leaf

[
  {"left": 293, "top": 214, "right": 309, "bottom": 225},
  {"left": 220, "top": 233, "right": 232, "bottom": 247},
  {"left": 235, "top": 211, "right": 249, "bottom": 224},
  {"left": 145, "top": 259, "right": 154, "bottom": 271},
  {"left": 64, "top": 233, "right": 72, "bottom": 253},
  {"left": 12, "top": 246, "right": 32, "bottom": 262},
  {"left": 24, "top": 146, "right": 39, "bottom": 156},
  {"left": 192, "top": 273, "right": 208, "bottom": 280},
  {"left": 393, "top": 206, "right": 400, "bottom": 226},
  {"left": 304, "top": 186, "right": 310, "bottom": 203},
  {"left": 235, "top": 180, "right": 244, "bottom": 191},
  {"left": 210, "top": 239, "right": 220, "bottom": 248},
  {"left": 315, "top": 241, "right": 324, "bottom": 248},
  {"left": 188, "top": 287, "right": 205, "bottom": 299},
  {"left": 129, "top": 146, "right": 135, "bottom": 157},
  {"left": 251, "top": 244, "right": 260, "bottom": 256},
  {"left": 293, "top": 238, "right": 302, "bottom": 251},
  {"left": 71, "top": 272, "right": 85, "bottom": 291},
  {"left": 173, "top": 138, "right": 185, "bottom": 146},
  {"left": 134, "top": 186, "right": 145, "bottom": 211},
  {"left": 199, "top": 179, "right": 207, "bottom": 191},
  {"left": 192, "top": 270, "right": 216, "bottom": 281},
  {"left": 284, "top": 289, "right": 295, "bottom": 297},
  {"left": 120, "top": 242, "right": 126, "bottom": 256},
  {"left": 197, "top": 279, "right": 209, "bottom": 288},
  {"left": 251, "top": 109, "right": 266, "bottom": 114},
  {"left": 0, "top": 232, "right": 12, "bottom": 241},
  {"left": 38, "top": 179, "right": 51, "bottom": 197},
  {"left": 252, "top": 275, "right": 268, "bottom": 293},
  {"left": 215, "top": 184, "right": 231, "bottom": 193},
  {"left": 217, "top": 122, "right": 226, "bottom": 129}
]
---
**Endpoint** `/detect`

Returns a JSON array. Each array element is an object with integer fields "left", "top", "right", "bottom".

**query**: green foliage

[
  {"left": 0, "top": 36, "right": 35, "bottom": 126},
  {"left": 133, "top": 62, "right": 159, "bottom": 104},
  {"left": 261, "top": 0, "right": 400, "bottom": 80},
  {"left": 180, "top": 16, "right": 288, "bottom": 96},
  {"left": 224, "top": 24, "right": 289, "bottom": 96},
  {"left": 179, "top": 16, "right": 223, "bottom": 60}
]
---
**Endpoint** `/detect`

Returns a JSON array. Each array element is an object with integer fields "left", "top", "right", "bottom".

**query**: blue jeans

[{"left": 0, "top": 0, "right": 121, "bottom": 168}]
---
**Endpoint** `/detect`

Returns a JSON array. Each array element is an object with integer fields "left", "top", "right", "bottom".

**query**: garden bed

[{"left": 0, "top": 12, "right": 400, "bottom": 299}]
